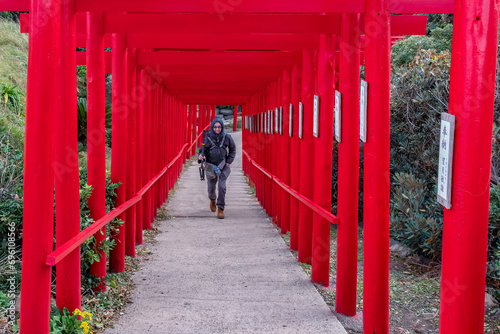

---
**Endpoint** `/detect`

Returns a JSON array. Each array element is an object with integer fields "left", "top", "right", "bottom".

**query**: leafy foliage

[
  {"left": 50, "top": 308, "right": 93, "bottom": 334},
  {"left": 76, "top": 98, "right": 112, "bottom": 144},
  {"left": 78, "top": 167, "right": 120, "bottom": 292},
  {"left": 390, "top": 173, "right": 443, "bottom": 259},
  {"left": 391, "top": 24, "right": 453, "bottom": 67},
  {"left": 0, "top": 83, "right": 24, "bottom": 113}
]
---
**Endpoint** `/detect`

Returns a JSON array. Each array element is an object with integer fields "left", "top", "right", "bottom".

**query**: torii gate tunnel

[{"left": 5, "top": 0, "right": 499, "bottom": 333}]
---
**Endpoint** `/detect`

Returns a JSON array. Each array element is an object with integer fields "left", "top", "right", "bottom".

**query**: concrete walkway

[{"left": 104, "top": 131, "right": 346, "bottom": 334}]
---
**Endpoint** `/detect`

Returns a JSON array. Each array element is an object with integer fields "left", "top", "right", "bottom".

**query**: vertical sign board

[
  {"left": 265, "top": 111, "right": 268, "bottom": 134},
  {"left": 275, "top": 107, "right": 279, "bottom": 134},
  {"left": 360, "top": 80, "right": 368, "bottom": 142},
  {"left": 289, "top": 104, "right": 293, "bottom": 137},
  {"left": 313, "top": 95, "right": 320, "bottom": 137},
  {"left": 280, "top": 106, "right": 283, "bottom": 135},
  {"left": 335, "top": 91, "right": 342, "bottom": 143},
  {"left": 298, "top": 102, "right": 304, "bottom": 139},
  {"left": 262, "top": 113, "right": 264, "bottom": 133},
  {"left": 269, "top": 110, "right": 273, "bottom": 135},
  {"left": 437, "top": 113, "right": 455, "bottom": 209}
]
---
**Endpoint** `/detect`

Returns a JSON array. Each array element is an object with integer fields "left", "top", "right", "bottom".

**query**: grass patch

[{"left": 0, "top": 18, "right": 28, "bottom": 147}]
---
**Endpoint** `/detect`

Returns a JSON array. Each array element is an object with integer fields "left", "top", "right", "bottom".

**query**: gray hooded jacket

[{"left": 199, "top": 118, "right": 236, "bottom": 165}]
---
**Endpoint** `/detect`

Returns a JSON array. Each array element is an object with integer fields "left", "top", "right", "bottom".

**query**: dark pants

[{"left": 207, "top": 164, "right": 231, "bottom": 210}]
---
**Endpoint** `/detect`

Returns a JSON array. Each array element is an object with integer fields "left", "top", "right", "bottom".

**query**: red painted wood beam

[
  {"left": 22, "top": 13, "right": 426, "bottom": 38},
  {"left": 77, "top": 33, "right": 112, "bottom": 48},
  {"left": 153, "top": 66, "right": 285, "bottom": 78},
  {"left": 0, "top": 0, "right": 455, "bottom": 14},
  {"left": 182, "top": 98, "right": 250, "bottom": 104},
  {"left": 76, "top": 52, "right": 112, "bottom": 73},
  {"left": 76, "top": 0, "right": 364, "bottom": 13},
  {"left": 170, "top": 89, "right": 254, "bottom": 96},
  {"left": 136, "top": 51, "right": 302, "bottom": 67},
  {"left": 103, "top": 13, "right": 341, "bottom": 34},
  {"left": 176, "top": 93, "right": 253, "bottom": 99},
  {"left": 166, "top": 82, "right": 267, "bottom": 91},
  {"left": 104, "top": 13, "right": 426, "bottom": 36},
  {"left": 127, "top": 33, "right": 319, "bottom": 50},
  {"left": 162, "top": 75, "right": 275, "bottom": 83}
]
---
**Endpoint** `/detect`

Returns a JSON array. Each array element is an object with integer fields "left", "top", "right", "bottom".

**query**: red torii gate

[{"left": 5, "top": 0, "right": 499, "bottom": 333}]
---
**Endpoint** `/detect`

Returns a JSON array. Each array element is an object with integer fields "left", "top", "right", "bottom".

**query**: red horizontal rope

[
  {"left": 242, "top": 149, "right": 339, "bottom": 225},
  {"left": 46, "top": 143, "right": 188, "bottom": 266}
]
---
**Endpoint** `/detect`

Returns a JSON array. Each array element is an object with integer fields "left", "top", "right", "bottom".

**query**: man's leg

[
  {"left": 216, "top": 165, "right": 231, "bottom": 210},
  {"left": 207, "top": 175, "right": 217, "bottom": 201}
]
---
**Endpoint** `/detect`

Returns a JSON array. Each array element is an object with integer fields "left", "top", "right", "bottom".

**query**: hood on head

[{"left": 210, "top": 117, "right": 225, "bottom": 135}]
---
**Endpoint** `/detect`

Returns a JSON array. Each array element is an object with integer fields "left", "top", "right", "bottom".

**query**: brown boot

[
  {"left": 217, "top": 207, "right": 225, "bottom": 219},
  {"left": 210, "top": 199, "right": 217, "bottom": 212}
]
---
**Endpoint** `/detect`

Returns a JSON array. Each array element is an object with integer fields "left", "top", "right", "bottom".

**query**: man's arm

[
  {"left": 198, "top": 136, "right": 208, "bottom": 159},
  {"left": 226, "top": 136, "right": 236, "bottom": 164}
]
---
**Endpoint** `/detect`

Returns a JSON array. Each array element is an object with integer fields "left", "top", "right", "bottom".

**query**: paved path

[{"left": 105, "top": 131, "right": 346, "bottom": 334}]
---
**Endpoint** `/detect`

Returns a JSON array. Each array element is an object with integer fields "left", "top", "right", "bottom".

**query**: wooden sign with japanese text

[{"left": 437, "top": 113, "right": 455, "bottom": 209}]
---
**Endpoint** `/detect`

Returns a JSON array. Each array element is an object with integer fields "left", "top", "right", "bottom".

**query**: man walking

[{"left": 198, "top": 117, "right": 236, "bottom": 219}]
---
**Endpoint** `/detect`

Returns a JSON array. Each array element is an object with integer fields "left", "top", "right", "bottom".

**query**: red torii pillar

[
  {"left": 289, "top": 64, "right": 302, "bottom": 251},
  {"left": 190, "top": 104, "right": 197, "bottom": 156},
  {"left": 55, "top": 0, "right": 81, "bottom": 313},
  {"left": 311, "top": 34, "right": 335, "bottom": 286},
  {"left": 363, "top": 0, "right": 391, "bottom": 332},
  {"left": 109, "top": 33, "right": 128, "bottom": 273},
  {"left": 142, "top": 71, "right": 152, "bottom": 230},
  {"left": 136, "top": 65, "right": 144, "bottom": 245},
  {"left": 280, "top": 69, "right": 292, "bottom": 235},
  {"left": 273, "top": 80, "right": 281, "bottom": 226},
  {"left": 87, "top": 11, "right": 107, "bottom": 292},
  {"left": 298, "top": 50, "right": 316, "bottom": 264},
  {"left": 439, "top": 0, "right": 500, "bottom": 333},
  {"left": 233, "top": 105, "right": 239, "bottom": 131},
  {"left": 125, "top": 48, "right": 137, "bottom": 257},
  {"left": 337, "top": 13, "right": 361, "bottom": 315},
  {"left": 20, "top": 0, "right": 58, "bottom": 331}
]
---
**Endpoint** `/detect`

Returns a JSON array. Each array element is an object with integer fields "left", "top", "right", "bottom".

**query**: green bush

[
  {"left": 77, "top": 97, "right": 112, "bottom": 145},
  {"left": 388, "top": 50, "right": 450, "bottom": 260},
  {"left": 78, "top": 167, "right": 120, "bottom": 292},
  {"left": 390, "top": 173, "right": 443, "bottom": 259},
  {"left": 391, "top": 24, "right": 453, "bottom": 67}
]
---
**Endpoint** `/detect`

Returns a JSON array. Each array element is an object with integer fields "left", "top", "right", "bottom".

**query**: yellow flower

[
  {"left": 73, "top": 309, "right": 82, "bottom": 316},
  {"left": 82, "top": 311, "right": 92, "bottom": 321},
  {"left": 80, "top": 321, "right": 89, "bottom": 334}
]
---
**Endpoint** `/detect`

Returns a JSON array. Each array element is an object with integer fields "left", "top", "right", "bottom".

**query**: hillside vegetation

[{"left": 0, "top": 18, "right": 27, "bottom": 147}]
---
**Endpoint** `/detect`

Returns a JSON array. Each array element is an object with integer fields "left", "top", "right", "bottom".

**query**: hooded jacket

[{"left": 199, "top": 118, "right": 236, "bottom": 165}]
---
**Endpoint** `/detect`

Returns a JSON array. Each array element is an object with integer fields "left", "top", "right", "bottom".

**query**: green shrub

[
  {"left": 78, "top": 167, "right": 120, "bottom": 292},
  {"left": 391, "top": 24, "right": 453, "bottom": 67},
  {"left": 76, "top": 98, "right": 112, "bottom": 145},
  {"left": 390, "top": 173, "right": 443, "bottom": 259}
]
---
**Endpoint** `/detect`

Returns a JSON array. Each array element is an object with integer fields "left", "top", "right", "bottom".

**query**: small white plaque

[
  {"left": 299, "top": 102, "right": 303, "bottom": 139},
  {"left": 280, "top": 106, "right": 283, "bottom": 135},
  {"left": 265, "top": 111, "right": 268, "bottom": 134},
  {"left": 437, "top": 113, "right": 455, "bottom": 209},
  {"left": 335, "top": 91, "right": 342, "bottom": 143},
  {"left": 313, "top": 95, "right": 320, "bottom": 138},
  {"left": 269, "top": 110, "right": 273, "bottom": 135},
  {"left": 360, "top": 80, "right": 368, "bottom": 142},
  {"left": 275, "top": 107, "right": 279, "bottom": 134},
  {"left": 262, "top": 113, "right": 264, "bottom": 133},
  {"left": 289, "top": 104, "right": 293, "bottom": 137}
]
